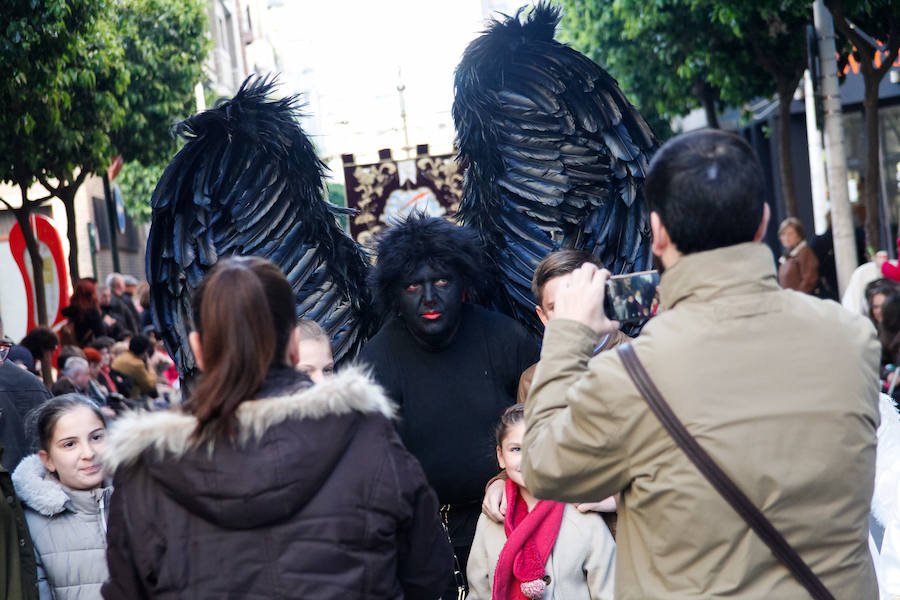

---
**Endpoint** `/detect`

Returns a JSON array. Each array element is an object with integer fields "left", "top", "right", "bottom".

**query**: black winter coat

[{"left": 100, "top": 368, "right": 451, "bottom": 600}]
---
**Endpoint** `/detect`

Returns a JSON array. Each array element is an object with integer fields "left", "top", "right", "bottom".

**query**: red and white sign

[{"left": 8, "top": 213, "right": 70, "bottom": 333}]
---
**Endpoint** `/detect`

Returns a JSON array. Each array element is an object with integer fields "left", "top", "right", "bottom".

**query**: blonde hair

[
  {"left": 778, "top": 217, "right": 805, "bottom": 239},
  {"left": 296, "top": 319, "right": 328, "bottom": 341}
]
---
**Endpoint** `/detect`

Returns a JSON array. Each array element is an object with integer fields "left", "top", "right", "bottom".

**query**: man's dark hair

[
  {"left": 129, "top": 335, "right": 154, "bottom": 357},
  {"left": 644, "top": 129, "right": 765, "bottom": 254},
  {"left": 57, "top": 345, "right": 86, "bottom": 372},
  {"left": 89, "top": 336, "right": 116, "bottom": 351},
  {"left": 369, "top": 213, "right": 491, "bottom": 314},
  {"left": 531, "top": 249, "right": 605, "bottom": 307}
]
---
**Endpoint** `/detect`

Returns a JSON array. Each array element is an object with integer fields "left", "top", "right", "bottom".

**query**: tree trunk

[
  {"left": 61, "top": 188, "right": 81, "bottom": 284},
  {"left": 777, "top": 86, "right": 799, "bottom": 218},
  {"left": 862, "top": 78, "right": 883, "bottom": 254},
  {"left": 40, "top": 349, "right": 54, "bottom": 388},
  {"left": 693, "top": 79, "right": 720, "bottom": 129},
  {"left": 11, "top": 200, "right": 49, "bottom": 326}
]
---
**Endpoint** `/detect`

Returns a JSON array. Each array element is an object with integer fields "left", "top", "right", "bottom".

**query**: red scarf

[
  {"left": 99, "top": 365, "right": 118, "bottom": 394},
  {"left": 492, "top": 479, "right": 565, "bottom": 600}
]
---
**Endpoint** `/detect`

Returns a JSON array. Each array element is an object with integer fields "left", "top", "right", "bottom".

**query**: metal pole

[
  {"left": 102, "top": 173, "right": 120, "bottom": 273},
  {"left": 813, "top": 0, "right": 857, "bottom": 295}
]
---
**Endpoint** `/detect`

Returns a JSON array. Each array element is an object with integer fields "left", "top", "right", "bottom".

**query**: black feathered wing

[
  {"left": 453, "top": 4, "right": 656, "bottom": 337},
  {"left": 146, "top": 77, "right": 373, "bottom": 386}
]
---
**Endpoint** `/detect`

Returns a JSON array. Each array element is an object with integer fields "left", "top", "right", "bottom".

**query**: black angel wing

[
  {"left": 146, "top": 77, "right": 373, "bottom": 386},
  {"left": 452, "top": 3, "right": 657, "bottom": 336}
]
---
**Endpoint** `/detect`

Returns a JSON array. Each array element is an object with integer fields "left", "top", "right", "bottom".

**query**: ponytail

[{"left": 189, "top": 257, "right": 295, "bottom": 437}]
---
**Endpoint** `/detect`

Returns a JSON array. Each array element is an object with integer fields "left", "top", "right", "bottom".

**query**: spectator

[
  {"left": 777, "top": 217, "right": 820, "bottom": 294},
  {"left": 60, "top": 279, "right": 110, "bottom": 346},
  {"left": 12, "top": 395, "right": 111, "bottom": 600},
  {"left": 60, "top": 357, "right": 91, "bottom": 395},
  {"left": 294, "top": 319, "right": 334, "bottom": 383},
  {"left": 19, "top": 328, "right": 58, "bottom": 387},
  {"left": 522, "top": 130, "right": 880, "bottom": 597},
  {"left": 7, "top": 345, "right": 36, "bottom": 374},
  {"left": 1, "top": 319, "right": 51, "bottom": 458},
  {"left": 101, "top": 256, "right": 451, "bottom": 598},
  {"left": 56, "top": 346, "right": 85, "bottom": 373},
  {"left": 466, "top": 404, "right": 615, "bottom": 600},
  {"left": 110, "top": 336, "right": 157, "bottom": 399},
  {"left": 104, "top": 273, "right": 140, "bottom": 339}
]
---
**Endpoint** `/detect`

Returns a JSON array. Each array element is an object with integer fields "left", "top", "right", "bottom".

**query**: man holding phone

[{"left": 521, "top": 130, "right": 880, "bottom": 598}]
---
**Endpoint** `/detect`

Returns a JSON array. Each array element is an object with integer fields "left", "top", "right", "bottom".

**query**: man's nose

[{"left": 423, "top": 283, "right": 437, "bottom": 305}]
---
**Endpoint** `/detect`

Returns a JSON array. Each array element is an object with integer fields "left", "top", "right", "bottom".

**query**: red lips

[{"left": 422, "top": 311, "right": 442, "bottom": 320}]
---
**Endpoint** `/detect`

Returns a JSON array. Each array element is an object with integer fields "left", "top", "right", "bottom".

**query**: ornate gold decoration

[{"left": 416, "top": 156, "right": 464, "bottom": 213}]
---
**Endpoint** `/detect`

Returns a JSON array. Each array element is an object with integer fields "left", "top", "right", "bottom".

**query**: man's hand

[
  {"left": 575, "top": 496, "right": 617, "bottom": 513},
  {"left": 482, "top": 478, "right": 507, "bottom": 523},
  {"left": 552, "top": 263, "right": 619, "bottom": 335}
]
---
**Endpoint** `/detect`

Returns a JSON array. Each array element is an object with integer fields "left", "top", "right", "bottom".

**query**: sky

[{"left": 263, "top": 0, "right": 523, "bottom": 174}]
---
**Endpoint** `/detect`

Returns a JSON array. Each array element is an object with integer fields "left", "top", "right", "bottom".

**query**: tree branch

[
  {"left": 0, "top": 197, "right": 15, "bottom": 211},
  {"left": 37, "top": 175, "right": 60, "bottom": 196}
]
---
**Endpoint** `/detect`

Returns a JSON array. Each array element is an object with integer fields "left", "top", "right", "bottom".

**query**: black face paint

[{"left": 396, "top": 263, "right": 464, "bottom": 348}]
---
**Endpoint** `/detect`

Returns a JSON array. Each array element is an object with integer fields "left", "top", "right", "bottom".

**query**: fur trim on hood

[
  {"left": 12, "top": 454, "right": 70, "bottom": 517},
  {"left": 873, "top": 393, "right": 900, "bottom": 525},
  {"left": 102, "top": 366, "right": 394, "bottom": 475}
]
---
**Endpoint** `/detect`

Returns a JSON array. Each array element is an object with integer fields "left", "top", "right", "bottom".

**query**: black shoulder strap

[{"left": 616, "top": 343, "right": 835, "bottom": 600}]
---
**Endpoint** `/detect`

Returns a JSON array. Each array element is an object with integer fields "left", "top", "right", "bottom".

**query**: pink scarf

[{"left": 492, "top": 479, "right": 565, "bottom": 600}]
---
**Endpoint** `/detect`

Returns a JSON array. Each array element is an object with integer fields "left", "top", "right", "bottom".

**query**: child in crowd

[
  {"left": 295, "top": 319, "right": 335, "bottom": 383},
  {"left": 466, "top": 404, "right": 616, "bottom": 600},
  {"left": 12, "top": 395, "right": 111, "bottom": 600}
]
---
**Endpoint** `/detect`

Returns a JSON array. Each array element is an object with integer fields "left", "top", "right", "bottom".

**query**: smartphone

[{"left": 603, "top": 270, "right": 661, "bottom": 323}]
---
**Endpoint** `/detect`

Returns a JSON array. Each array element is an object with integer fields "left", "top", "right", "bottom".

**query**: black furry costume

[
  {"left": 146, "top": 77, "right": 373, "bottom": 387},
  {"left": 359, "top": 215, "right": 540, "bottom": 588},
  {"left": 453, "top": 3, "right": 657, "bottom": 337}
]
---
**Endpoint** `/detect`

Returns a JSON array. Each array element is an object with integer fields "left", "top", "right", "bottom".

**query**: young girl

[
  {"left": 467, "top": 404, "right": 616, "bottom": 600},
  {"left": 294, "top": 319, "right": 335, "bottom": 383},
  {"left": 12, "top": 394, "right": 111, "bottom": 600}
]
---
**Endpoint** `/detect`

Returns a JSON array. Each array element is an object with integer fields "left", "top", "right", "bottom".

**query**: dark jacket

[
  {"left": 61, "top": 305, "right": 107, "bottom": 346},
  {"left": 0, "top": 452, "right": 37, "bottom": 600},
  {"left": 0, "top": 362, "right": 51, "bottom": 467},
  {"left": 101, "top": 367, "right": 451, "bottom": 600}
]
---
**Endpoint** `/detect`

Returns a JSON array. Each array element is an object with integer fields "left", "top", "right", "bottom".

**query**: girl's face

[
  {"left": 296, "top": 337, "right": 334, "bottom": 383},
  {"left": 39, "top": 406, "right": 107, "bottom": 490},
  {"left": 779, "top": 226, "right": 801, "bottom": 249},
  {"left": 496, "top": 421, "right": 526, "bottom": 490}
]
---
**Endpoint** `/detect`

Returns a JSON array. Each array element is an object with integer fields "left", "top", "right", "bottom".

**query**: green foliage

[
  {"left": 112, "top": 0, "right": 210, "bottom": 164},
  {"left": 557, "top": 0, "right": 806, "bottom": 133},
  {"left": 327, "top": 182, "right": 348, "bottom": 230},
  {"left": 116, "top": 160, "right": 166, "bottom": 224}
]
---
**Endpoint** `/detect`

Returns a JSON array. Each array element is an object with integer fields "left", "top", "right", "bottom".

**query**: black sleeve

[{"left": 390, "top": 436, "right": 453, "bottom": 599}]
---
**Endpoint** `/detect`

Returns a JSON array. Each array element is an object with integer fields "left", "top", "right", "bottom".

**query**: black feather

[
  {"left": 147, "top": 76, "right": 374, "bottom": 389},
  {"left": 453, "top": 2, "right": 657, "bottom": 335}
]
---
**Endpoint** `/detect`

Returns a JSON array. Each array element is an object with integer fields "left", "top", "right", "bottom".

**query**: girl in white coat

[
  {"left": 12, "top": 395, "right": 110, "bottom": 600},
  {"left": 466, "top": 404, "right": 616, "bottom": 600}
]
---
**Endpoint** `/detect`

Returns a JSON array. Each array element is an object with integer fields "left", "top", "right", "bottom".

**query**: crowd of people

[{"left": 0, "top": 128, "right": 898, "bottom": 599}]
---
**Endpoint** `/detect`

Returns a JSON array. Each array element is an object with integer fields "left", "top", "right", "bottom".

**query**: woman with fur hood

[
  {"left": 100, "top": 256, "right": 452, "bottom": 599},
  {"left": 12, "top": 394, "right": 112, "bottom": 600}
]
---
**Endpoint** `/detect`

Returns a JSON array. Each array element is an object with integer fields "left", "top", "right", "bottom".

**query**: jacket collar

[
  {"left": 102, "top": 366, "right": 394, "bottom": 475},
  {"left": 658, "top": 242, "right": 779, "bottom": 310},
  {"left": 12, "top": 454, "right": 71, "bottom": 517}
]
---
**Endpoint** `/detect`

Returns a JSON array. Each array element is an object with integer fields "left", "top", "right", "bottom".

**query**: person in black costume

[{"left": 359, "top": 215, "right": 540, "bottom": 598}]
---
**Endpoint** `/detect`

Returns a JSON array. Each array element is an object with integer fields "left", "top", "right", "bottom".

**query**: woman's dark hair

[
  {"left": 644, "top": 129, "right": 765, "bottom": 255},
  {"left": 31, "top": 394, "right": 106, "bottom": 452},
  {"left": 189, "top": 256, "right": 296, "bottom": 437},
  {"left": 20, "top": 327, "right": 59, "bottom": 360},
  {"left": 69, "top": 279, "right": 100, "bottom": 315},
  {"left": 129, "top": 335, "right": 154, "bottom": 357},
  {"left": 89, "top": 336, "right": 116, "bottom": 351},
  {"left": 495, "top": 403, "right": 525, "bottom": 446}
]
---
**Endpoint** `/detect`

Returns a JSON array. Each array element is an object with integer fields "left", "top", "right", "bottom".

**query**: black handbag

[{"left": 616, "top": 343, "right": 835, "bottom": 600}]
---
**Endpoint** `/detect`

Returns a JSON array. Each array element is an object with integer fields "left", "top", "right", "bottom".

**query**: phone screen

[{"left": 603, "top": 270, "right": 661, "bottom": 323}]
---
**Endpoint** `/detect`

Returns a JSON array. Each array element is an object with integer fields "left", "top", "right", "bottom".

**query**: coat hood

[
  {"left": 101, "top": 367, "right": 395, "bottom": 529},
  {"left": 13, "top": 454, "right": 70, "bottom": 517}
]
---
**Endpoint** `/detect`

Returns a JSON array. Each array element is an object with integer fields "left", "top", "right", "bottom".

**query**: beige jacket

[
  {"left": 466, "top": 505, "right": 616, "bottom": 600},
  {"left": 523, "top": 242, "right": 880, "bottom": 599}
]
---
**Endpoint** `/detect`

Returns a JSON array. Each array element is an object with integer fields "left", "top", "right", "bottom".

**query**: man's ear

[
  {"left": 188, "top": 331, "right": 204, "bottom": 371},
  {"left": 753, "top": 203, "right": 771, "bottom": 242},
  {"left": 535, "top": 305, "right": 548, "bottom": 326},
  {"left": 650, "top": 211, "right": 669, "bottom": 257}
]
